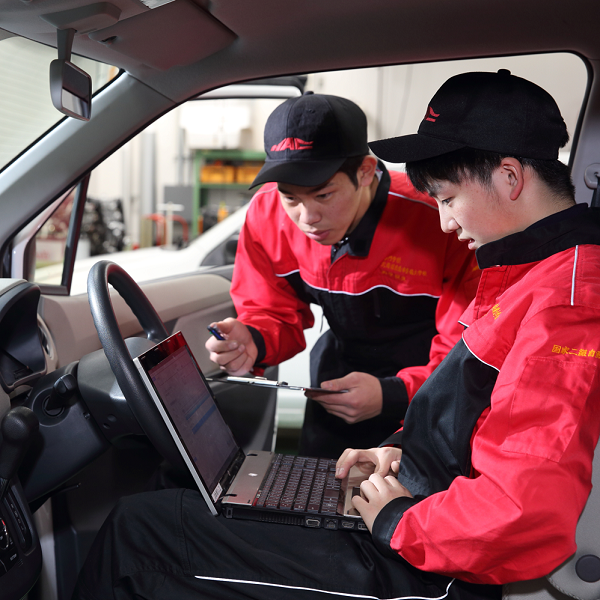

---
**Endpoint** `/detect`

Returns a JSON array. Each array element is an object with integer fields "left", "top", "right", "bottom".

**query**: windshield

[
  {"left": 17, "top": 52, "right": 588, "bottom": 296},
  {"left": 0, "top": 35, "right": 117, "bottom": 170}
]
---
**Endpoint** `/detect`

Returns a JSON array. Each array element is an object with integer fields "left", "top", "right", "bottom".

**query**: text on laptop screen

[{"left": 145, "top": 339, "right": 238, "bottom": 492}]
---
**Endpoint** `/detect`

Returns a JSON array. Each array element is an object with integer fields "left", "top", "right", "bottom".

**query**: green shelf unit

[{"left": 192, "top": 149, "right": 266, "bottom": 237}]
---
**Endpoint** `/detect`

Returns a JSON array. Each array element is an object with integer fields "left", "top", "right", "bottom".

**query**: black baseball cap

[
  {"left": 250, "top": 92, "right": 370, "bottom": 188},
  {"left": 369, "top": 70, "right": 568, "bottom": 164}
]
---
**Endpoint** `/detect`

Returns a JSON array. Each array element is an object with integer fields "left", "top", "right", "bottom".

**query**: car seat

[{"left": 503, "top": 442, "right": 600, "bottom": 600}]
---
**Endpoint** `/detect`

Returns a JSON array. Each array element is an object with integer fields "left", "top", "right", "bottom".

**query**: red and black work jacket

[
  {"left": 372, "top": 204, "right": 600, "bottom": 585},
  {"left": 231, "top": 166, "right": 479, "bottom": 454}
]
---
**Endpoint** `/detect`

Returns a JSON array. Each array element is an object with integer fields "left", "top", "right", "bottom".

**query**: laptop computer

[{"left": 133, "top": 330, "right": 368, "bottom": 532}]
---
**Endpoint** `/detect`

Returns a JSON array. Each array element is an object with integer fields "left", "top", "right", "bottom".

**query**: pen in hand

[{"left": 207, "top": 325, "right": 225, "bottom": 340}]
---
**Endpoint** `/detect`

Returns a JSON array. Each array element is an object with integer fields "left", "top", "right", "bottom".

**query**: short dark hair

[
  {"left": 336, "top": 155, "right": 368, "bottom": 189},
  {"left": 406, "top": 147, "right": 575, "bottom": 204}
]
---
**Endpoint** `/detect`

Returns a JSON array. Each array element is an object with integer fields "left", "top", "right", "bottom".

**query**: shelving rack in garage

[{"left": 192, "top": 149, "right": 265, "bottom": 237}]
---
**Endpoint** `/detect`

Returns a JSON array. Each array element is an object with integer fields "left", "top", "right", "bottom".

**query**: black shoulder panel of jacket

[
  {"left": 378, "top": 430, "right": 403, "bottom": 448},
  {"left": 396, "top": 339, "right": 498, "bottom": 497}
]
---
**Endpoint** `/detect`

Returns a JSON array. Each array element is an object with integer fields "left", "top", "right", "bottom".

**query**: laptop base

[{"left": 223, "top": 505, "right": 368, "bottom": 532}]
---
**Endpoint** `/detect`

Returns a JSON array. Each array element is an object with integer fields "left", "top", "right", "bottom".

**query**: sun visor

[{"left": 89, "top": 0, "right": 236, "bottom": 71}]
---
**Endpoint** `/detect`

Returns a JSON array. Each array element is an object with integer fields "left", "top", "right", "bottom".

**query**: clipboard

[{"left": 206, "top": 375, "right": 348, "bottom": 394}]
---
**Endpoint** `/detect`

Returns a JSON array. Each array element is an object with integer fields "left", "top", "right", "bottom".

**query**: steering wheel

[{"left": 86, "top": 260, "right": 184, "bottom": 467}]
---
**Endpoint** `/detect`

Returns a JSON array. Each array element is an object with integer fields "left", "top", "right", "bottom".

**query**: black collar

[
  {"left": 476, "top": 204, "right": 600, "bottom": 269},
  {"left": 330, "top": 162, "right": 390, "bottom": 262}
]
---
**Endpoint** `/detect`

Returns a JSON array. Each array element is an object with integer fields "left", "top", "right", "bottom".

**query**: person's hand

[
  {"left": 305, "top": 372, "right": 382, "bottom": 424},
  {"left": 352, "top": 473, "right": 412, "bottom": 532},
  {"left": 335, "top": 446, "right": 402, "bottom": 479},
  {"left": 205, "top": 318, "right": 258, "bottom": 375}
]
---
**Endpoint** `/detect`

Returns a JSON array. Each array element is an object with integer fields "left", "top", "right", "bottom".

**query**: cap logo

[
  {"left": 424, "top": 106, "right": 440, "bottom": 122},
  {"left": 271, "top": 138, "right": 314, "bottom": 152}
]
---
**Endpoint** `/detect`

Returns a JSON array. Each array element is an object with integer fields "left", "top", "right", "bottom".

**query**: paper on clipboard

[{"left": 207, "top": 376, "right": 348, "bottom": 394}]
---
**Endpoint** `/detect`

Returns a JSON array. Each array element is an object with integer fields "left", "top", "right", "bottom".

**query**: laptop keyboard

[{"left": 253, "top": 454, "right": 342, "bottom": 515}]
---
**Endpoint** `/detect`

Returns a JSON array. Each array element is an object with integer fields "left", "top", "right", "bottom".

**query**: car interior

[{"left": 0, "top": 1, "right": 599, "bottom": 599}]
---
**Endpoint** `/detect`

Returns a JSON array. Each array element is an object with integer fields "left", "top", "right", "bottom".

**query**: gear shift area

[{"left": 0, "top": 407, "right": 42, "bottom": 591}]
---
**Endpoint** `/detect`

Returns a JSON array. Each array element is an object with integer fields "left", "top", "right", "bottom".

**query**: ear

[
  {"left": 357, "top": 155, "right": 378, "bottom": 187},
  {"left": 498, "top": 157, "right": 525, "bottom": 201}
]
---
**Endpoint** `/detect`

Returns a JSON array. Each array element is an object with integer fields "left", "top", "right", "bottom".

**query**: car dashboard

[
  {"left": 0, "top": 279, "right": 109, "bottom": 599},
  {"left": 0, "top": 280, "right": 47, "bottom": 598}
]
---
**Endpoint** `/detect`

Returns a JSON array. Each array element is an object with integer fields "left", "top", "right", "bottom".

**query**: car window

[
  {"left": 33, "top": 188, "right": 76, "bottom": 284},
  {"left": 33, "top": 95, "right": 288, "bottom": 294},
  {"left": 30, "top": 183, "right": 99, "bottom": 292},
  {"left": 309, "top": 53, "right": 586, "bottom": 170},
  {"left": 30, "top": 52, "right": 587, "bottom": 295},
  {"left": 0, "top": 36, "right": 118, "bottom": 171}
]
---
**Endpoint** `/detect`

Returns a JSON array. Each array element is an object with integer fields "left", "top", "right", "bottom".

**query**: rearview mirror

[
  {"left": 49, "top": 59, "right": 91, "bottom": 121},
  {"left": 49, "top": 28, "right": 92, "bottom": 121}
]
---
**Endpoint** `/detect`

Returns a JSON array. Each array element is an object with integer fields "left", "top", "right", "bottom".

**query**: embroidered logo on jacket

[
  {"left": 380, "top": 255, "right": 427, "bottom": 281},
  {"left": 271, "top": 138, "right": 314, "bottom": 151},
  {"left": 492, "top": 304, "right": 502, "bottom": 319},
  {"left": 552, "top": 345, "right": 600, "bottom": 358}
]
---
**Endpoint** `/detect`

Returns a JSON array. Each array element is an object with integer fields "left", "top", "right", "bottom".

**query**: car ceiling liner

[
  {"left": 40, "top": 0, "right": 236, "bottom": 72},
  {"left": 38, "top": 0, "right": 236, "bottom": 119}
]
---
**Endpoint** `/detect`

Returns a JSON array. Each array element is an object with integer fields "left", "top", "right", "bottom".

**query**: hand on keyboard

[{"left": 335, "top": 447, "right": 402, "bottom": 480}]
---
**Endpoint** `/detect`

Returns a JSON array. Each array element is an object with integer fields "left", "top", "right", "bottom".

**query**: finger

[
  {"left": 208, "top": 350, "right": 228, "bottom": 366},
  {"left": 336, "top": 448, "right": 361, "bottom": 478},
  {"left": 378, "top": 474, "right": 412, "bottom": 500},
  {"left": 374, "top": 463, "right": 393, "bottom": 477},
  {"left": 384, "top": 475, "right": 403, "bottom": 489},
  {"left": 367, "top": 473, "right": 387, "bottom": 489},
  {"left": 205, "top": 334, "right": 222, "bottom": 351},
  {"left": 217, "top": 318, "right": 237, "bottom": 334},
  {"left": 208, "top": 346, "right": 244, "bottom": 366},
  {"left": 207, "top": 339, "right": 240, "bottom": 353},
  {"left": 337, "top": 448, "right": 383, "bottom": 477},
  {"left": 309, "top": 393, "right": 348, "bottom": 407},
  {"left": 359, "top": 478, "right": 379, "bottom": 500},
  {"left": 310, "top": 395, "right": 349, "bottom": 412},
  {"left": 372, "top": 449, "right": 402, "bottom": 477},
  {"left": 337, "top": 447, "right": 354, "bottom": 464},
  {"left": 223, "top": 351, "right": 253, "bottom": 375},
  {"left": 225, "top": 362, "right": 252, "bottom": 376},
  {"left": 319, "top": 378, "right": 343, "bottom": 392},
  {"left": 212, "top": 349, "right": 246, "bottom": 370},
  {"left": 322, "top": 372, "right": 358, "bottom": 391},
  {"left": 351, "top": 493, "right": 367, "bottom": 511}
]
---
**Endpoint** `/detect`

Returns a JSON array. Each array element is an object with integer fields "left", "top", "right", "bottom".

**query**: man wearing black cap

[
  {"left": 73, "top": 71, "right": 600, "bottom": 600},
  {"left": 206, "top": 92, "right": 479, "bottom": 458}
]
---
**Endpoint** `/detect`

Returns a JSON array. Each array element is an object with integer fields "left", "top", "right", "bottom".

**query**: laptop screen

[{"left": 136, "top": 332, "right": 240, "bottom": 495}]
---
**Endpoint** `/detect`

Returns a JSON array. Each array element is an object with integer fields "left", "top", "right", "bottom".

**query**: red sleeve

[
  {"left": 230, "top": 192, "right": 315, "bottom": 366},
  {"left": 396, "top": 233, "right": 480, "bottom": 400},
  {"left": 390, "top": 308, "right": 600, "bottom": 584}
]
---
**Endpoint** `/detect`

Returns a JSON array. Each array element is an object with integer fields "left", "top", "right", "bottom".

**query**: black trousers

[
  {"left": 300, "top": 330, "right": 408, "bottom": 458},
  {"left": 72, "top": 489, "right": 500, "bottom": 600}
]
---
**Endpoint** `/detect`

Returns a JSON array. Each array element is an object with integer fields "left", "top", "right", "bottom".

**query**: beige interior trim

[
  {"left": 173, "top": 302, "right": 235, "bottom": 374},
  {"left": 38, "top": 272, "right": 232, "bottom": 367}
]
